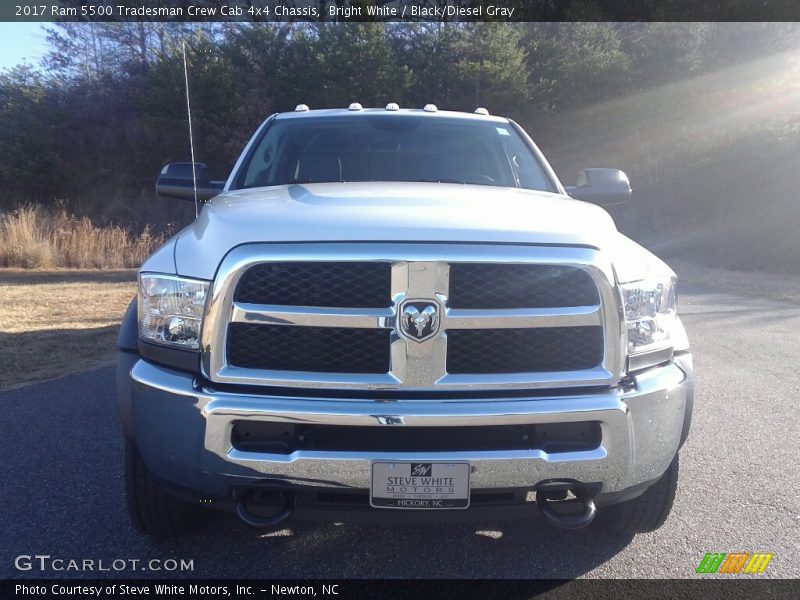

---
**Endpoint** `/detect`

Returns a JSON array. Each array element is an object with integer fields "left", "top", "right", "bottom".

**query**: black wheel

[
  {"left": 125, "top": 442, "right": 199, "bottom": 540},
  {"left": 595, "top": 454, "right": 679, "bottom": 535}
]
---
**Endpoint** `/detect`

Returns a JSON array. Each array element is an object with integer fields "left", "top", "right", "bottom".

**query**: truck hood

[{"left": 153, "top": 182, "right": 669, "bottom": 282}]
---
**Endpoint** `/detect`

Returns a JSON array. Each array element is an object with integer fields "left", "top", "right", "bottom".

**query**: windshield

[{"left": 234, "top": 115, "right": 556, "bottom": 192}]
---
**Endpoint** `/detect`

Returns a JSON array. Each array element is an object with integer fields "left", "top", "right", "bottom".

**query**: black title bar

[
  {"left": 4, "top": 579, "right": 800, "bottom": 600},
  {"left": 4, "top": 1, "right": 800, "bottom": 22}
]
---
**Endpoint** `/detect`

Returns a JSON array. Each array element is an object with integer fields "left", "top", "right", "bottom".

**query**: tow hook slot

[
  {"left": 236, "top": 490, "right": 295, "bottom": 529},
  {"left": 536, "top": 481, "right": 597, "bottom": 530}
]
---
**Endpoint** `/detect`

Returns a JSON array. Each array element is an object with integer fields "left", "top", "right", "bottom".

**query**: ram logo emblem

[{"left": 400, "top": 301, "right": 440, "bottom": 342}]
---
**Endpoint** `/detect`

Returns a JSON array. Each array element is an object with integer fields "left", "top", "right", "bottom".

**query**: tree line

[{"left": 0, "top": 22, "right": 798, "bottom": 271}]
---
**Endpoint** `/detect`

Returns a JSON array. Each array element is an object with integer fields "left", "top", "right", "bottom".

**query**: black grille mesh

[
  {"left": 227, "top": 324, "right": 390, "bottom": 373},
  {"left": 235, "top": 262, "right": 391, "bottom": 308},
  {"left": 228, "top": 260, "right": 604, "bottom": 378},
  {"left": 447, "top": 327, "right": 603, "bottom": 374},
  {"left": 232, "top": 422, "right": 602, "bottom": 454},
  {"left": 449, "top": 263, "right": 599, "bottom": 309}
]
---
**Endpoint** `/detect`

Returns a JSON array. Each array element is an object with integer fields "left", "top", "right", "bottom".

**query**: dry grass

[
  {"left": 0, "top": 205, "right": 166, "bottom": 269},
  {"left": 0, "top": 269, "right": 137, "bottom": 390}
]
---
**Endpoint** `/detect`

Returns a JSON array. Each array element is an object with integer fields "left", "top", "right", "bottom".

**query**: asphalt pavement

[{"left": 1, "top": 288, "right": 798, "bottom": 579}]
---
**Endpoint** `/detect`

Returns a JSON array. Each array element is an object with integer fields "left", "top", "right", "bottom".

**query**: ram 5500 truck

[{"left": 117, "top": 105, "right": 693, "bottom": 539}]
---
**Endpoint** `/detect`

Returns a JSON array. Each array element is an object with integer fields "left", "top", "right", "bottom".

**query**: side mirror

[
  {"left": 565, "top": 168, "right": 631, "bottom": 207},
  {"left": 156, "top": 162, "right": 224, "bottom": 202}
]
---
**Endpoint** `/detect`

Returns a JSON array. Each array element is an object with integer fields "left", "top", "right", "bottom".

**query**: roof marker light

[
  {"left": 294, "top": 104, "right": 309, "bottom": 112},
  {"left": 385, "top": 102, "right": 400, "bottom": 111},
  {"left": 474, "top": 107, "right": 489, "bottom": 115},
  {"left": 348, "top": 102, "right": 363, "bottom": 111},
  {"left": 423, "top": 104, "right": 438, "bottom": 113}
]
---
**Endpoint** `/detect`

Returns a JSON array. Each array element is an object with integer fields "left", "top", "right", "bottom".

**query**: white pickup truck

[{"left": 116, "top": 104, "right": 693, "bottom": 539}]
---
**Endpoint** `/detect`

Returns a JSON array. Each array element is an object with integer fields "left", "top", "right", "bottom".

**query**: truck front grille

[
  {"left": 447, "top": 327, "right": 603, "bottom": 374},
  {"left": 449, "top": 263, "right": 599, "bottom": 308},
  {"left": 204, "top": 243, "right": 622, "bottom": 391},
  {"left": 235, "top": 261, "right": 391, "bottom": 308},
  {"left": 227, "top": 324, "right": 390, "bottom": 373}
]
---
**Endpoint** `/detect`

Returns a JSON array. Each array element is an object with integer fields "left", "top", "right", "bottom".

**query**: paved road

[{"left": 1, "top": 289, "right": 798, "bottom": 579}]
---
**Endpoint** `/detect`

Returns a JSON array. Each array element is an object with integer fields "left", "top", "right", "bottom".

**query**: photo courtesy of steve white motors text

[{"left": 14, "top": 583, "right": 339, "bottom": 597}]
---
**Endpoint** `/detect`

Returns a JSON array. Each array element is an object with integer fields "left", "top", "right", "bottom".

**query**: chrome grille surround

[{"left": 201, "top": 243, "right": 625, "bottom": 391}]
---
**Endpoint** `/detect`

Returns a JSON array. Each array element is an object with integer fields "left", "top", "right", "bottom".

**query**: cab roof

[{"left": 273, "top": 106, "right": 509, "bottom": 123}]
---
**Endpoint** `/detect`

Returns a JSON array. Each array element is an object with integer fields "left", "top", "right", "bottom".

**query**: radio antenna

[{"left": 182, "top": 41, "right": 199, "bottom": 219}]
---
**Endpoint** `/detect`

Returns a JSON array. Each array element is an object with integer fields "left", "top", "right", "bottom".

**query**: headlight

[
  {"left": 138, "top": 274, "right": 209, "bottom": 350},
  {"left": 621, "top": 277, "right": 677, "bottom": 367}
]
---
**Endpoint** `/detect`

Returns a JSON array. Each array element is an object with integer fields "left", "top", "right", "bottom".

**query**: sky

[{"left": 0, "top": 23, "right": 50, "bottom": 71}]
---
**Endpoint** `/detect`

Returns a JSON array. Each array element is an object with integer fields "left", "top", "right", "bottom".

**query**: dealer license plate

[{"left": 370, "top": 462, "right": 470, "bottom": 509}]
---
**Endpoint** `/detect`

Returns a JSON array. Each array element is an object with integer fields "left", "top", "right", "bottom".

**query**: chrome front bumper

[{"left": 125, "top": 356, "right": 691, "bottom": 498}]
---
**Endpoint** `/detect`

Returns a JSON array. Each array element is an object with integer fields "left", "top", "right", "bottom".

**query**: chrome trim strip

[
  {"left": 437, "top": 367, "right": 615, "bottom": 388},
  {"left": 201, "top": 243, "right": 624, "bottom": 391},
  {"left": 445, "top": 305, "right": 601, "bottom": 329},
  {"left": 201, "top": 394, "right": 628, "bottom": 426},
  {"left": 226, "top": 447, "right": 608, "bottom": 466},
  {"left": 231, "top": 303, "right": 395, "bottom": 329},
  {"left": 215, "top": 366, "right": 400, "bottom": 388}
]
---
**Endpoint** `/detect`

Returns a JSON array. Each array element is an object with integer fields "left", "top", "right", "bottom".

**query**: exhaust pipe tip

[
  {"left": 536, "top": 483, "right": 597, "bottom": 530},
  {"left": 236, "top": 491, "right": 294, "bottom": 529}
]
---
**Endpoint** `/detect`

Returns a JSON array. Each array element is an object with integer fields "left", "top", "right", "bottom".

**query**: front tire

[
  {"left": 125, "top": 442, "right": 198, "bottom": 540},
  {"left": 595, "top": 454, "right": 679, "bottom": 535}
]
